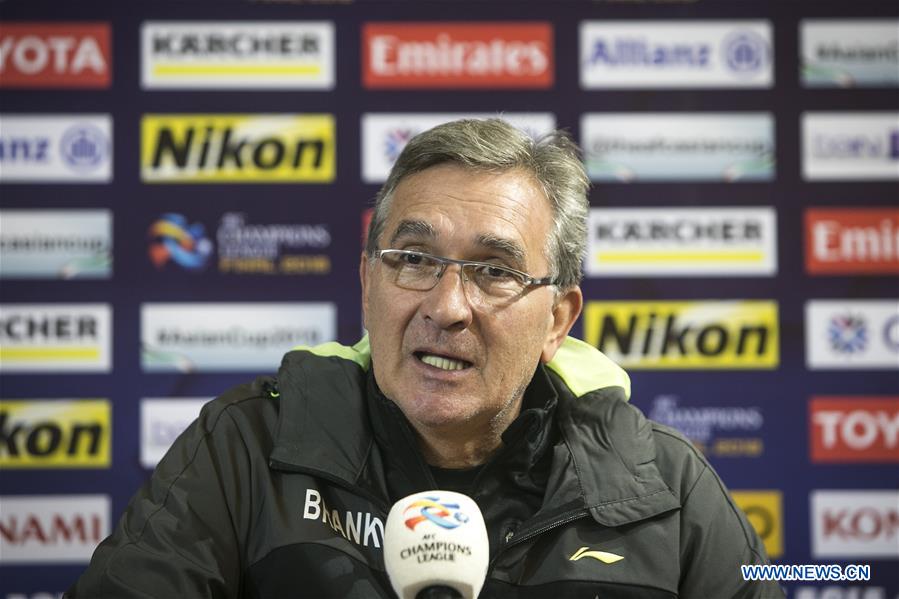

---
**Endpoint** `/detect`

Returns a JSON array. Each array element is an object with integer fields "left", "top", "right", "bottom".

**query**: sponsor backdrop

[{"left": 0, "top": 1, "right": 897, "bottom": 596}]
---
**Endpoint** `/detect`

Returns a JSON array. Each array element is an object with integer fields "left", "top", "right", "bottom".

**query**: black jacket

[{"left": 69, "top": 337, "right": 783, "bottom": 598}]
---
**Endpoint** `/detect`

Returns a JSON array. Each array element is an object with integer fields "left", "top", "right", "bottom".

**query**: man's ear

[
  {"left": 541, "top": 286, "right": 583, "bottom": 363},
  {"left": 359, "top": 252, "right": 370, "bottom": 329}
]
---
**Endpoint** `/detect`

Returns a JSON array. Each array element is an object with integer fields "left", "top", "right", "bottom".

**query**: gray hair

[{"left": 365, "top": 118, "right": 589, "bottom": 288}]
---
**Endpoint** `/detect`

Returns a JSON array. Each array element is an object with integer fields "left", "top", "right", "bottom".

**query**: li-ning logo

[
  {"left": 148, "top": 213, "right": 213, "bottom": 270},
  {"left": 403, "top": 496, "right": 469, "bottom": 531},
  {"left": 569, "top": 546, "right": 625, "bottom": 564},
  {"left": 827, "top": 313, "right": 868, "bottom": 354}
]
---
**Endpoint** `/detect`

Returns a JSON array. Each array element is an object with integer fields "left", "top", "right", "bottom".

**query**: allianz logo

[
  {"left": 588, "top": 39, "right": 711, "bottom": 68},
  {"left": 586, "top": 30, "right": 768, "bottom": 74}
]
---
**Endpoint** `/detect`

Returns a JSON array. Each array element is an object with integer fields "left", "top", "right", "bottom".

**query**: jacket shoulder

[
  {"left": 578, "top": 394, "right": 711, "bottom": 502},
  {"left": 277, "top": 344, "right": 369, "bottom": 404},
  {"left": 269, "top": 344, "right": 371, "bottom": 477},
  {"left": 648, "top": 420, "right": 711, "bottom": 500},
  {"left": 561, "top": 389, "right": 711, "bottom": 507},
  {"left": 648, "top": 423, "right": 779, "bottom": 596},
  {"left": 190, "top": 375, "right": 280, "bottom": 440}
]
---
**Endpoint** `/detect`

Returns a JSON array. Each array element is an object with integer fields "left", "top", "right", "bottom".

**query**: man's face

[{"left": 361, "top": 163, "right": 581, "bottom": 436}]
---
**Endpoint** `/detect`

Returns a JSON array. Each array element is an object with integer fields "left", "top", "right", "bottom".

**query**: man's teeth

[{"left": 420, "top": 354, "right": 468, "bottom": 371}]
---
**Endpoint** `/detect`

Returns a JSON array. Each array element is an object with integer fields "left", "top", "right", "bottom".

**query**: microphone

[{"left": 383, "top": 490, "right": 489, "bottom": 599}]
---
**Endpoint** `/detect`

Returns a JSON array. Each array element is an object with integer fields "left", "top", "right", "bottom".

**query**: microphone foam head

[{"left": 383, "top": 490, "right": 489, "bottom": 599}]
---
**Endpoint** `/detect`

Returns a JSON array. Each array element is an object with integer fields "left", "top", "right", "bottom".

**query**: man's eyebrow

[
  {"left": 389, "top": 221, "right": 527, "bottom": 265},
  {"left": 475, "top": 233, "right": 526, "bottom": 266},
  {"left": 389, "top": 220, "right": 436, "bottom": 246}
]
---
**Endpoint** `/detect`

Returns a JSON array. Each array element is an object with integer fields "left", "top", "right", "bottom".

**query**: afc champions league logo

[
  {"left": 403, "top": 496, "right": 470, "bottom": 531},
  {"left": 147, "top": 213, "right": 213, "bottom": 270}
]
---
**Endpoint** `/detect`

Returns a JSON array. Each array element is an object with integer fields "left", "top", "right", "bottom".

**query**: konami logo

[
  {"left": 362, "top": 22, "right": 553, "bottom": 88},
  {"left": 0, "top": 495, "right": 109, "bottom": 563},
  {"left": 806, "top": 208, "right": 899, "bottom": 274},
  {"left": 0, "top": 23, "right": 111, "bottom": 88},
  {"left": 811, "top": 490, "right": 899, "bottom": 558},
  {"left": 810, "top": 396, "right": 899, "bottom": 463}
]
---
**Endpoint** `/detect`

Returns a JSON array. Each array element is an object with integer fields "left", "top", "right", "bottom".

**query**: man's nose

[{"left": 420, "top": 264, "right": 474, "bottom": 330}]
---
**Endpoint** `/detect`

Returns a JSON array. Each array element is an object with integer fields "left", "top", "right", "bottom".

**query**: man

[{"left": 70, "top": 119, "right": 783, "bottom": 598}]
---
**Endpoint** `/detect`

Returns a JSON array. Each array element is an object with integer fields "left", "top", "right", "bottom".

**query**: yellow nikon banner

[
  {"left": 0, "top": 399, "right": 111, "bottom": 468},
  {"left": 141, "top": 114, "right": 335, "bottom": 183},
  {"left": 584, "top": 300, "right": 779, "bottom": 369},
  {"left": 732, "top": 490, "right": 784, "bottom": 558}
]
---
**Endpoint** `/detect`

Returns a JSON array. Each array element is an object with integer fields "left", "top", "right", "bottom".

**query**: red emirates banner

[
  {"left": 805, "top": 208, "right": 899, "bottom": 275},
  {"left": 362, "top": 22, "right": 553, "bottom": 89}
]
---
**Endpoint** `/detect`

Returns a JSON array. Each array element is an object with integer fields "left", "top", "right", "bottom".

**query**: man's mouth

[{"left": 414, "top": 351, "right": 472, "bottom": 371}]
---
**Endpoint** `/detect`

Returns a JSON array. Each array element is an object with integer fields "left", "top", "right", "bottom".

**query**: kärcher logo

[
  {"left": 150, "top": 32, "right": 320, "bottom": 57},
  {"left": 1, "top": 313, "right": 98, "bottom": 341},
  {"left": 596, "top": 219, "right": 762, "bottom": 242}
]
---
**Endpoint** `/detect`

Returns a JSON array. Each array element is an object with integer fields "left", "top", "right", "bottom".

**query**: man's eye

[
  {"left": 401, "top": 252, "right": 424, "bottom": 265},
  {"left": 479, "top": 265, "right": 514, "bottom": 279}
]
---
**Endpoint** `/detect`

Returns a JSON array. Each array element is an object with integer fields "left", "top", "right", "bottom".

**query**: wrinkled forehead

[
  {"left": 389, "top": 218, "right": 528, "bottom": 266},
  {"left": 380, "top": 164, "right": 552, "bottom": 266}
]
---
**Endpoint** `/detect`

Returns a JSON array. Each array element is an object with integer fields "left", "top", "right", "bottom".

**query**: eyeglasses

[{"left": 373, "top": 249, "right": 556, "bottom": 305}]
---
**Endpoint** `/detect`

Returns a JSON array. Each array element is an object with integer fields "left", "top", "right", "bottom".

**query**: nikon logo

[
  {"left": 141, "top": 114, "right": 335, "bottom": 183},
  {"left": 584, "top": 301, "right": 779, "bottom": 369},
  {"left": 0, "top": 400, "right": 111, "bottom": 468}
]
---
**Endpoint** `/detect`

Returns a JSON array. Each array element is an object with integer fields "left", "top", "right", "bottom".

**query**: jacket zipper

[{"left": 487, "top": 509, "right": 590, "bottom": 572}]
